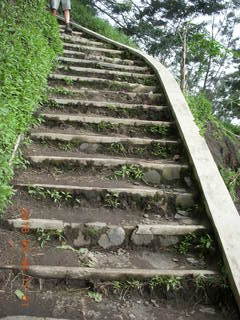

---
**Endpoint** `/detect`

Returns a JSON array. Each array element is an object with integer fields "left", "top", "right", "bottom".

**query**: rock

[
  {"left": 129, "top": 314, "right": 136, "bottom": 319},
  {"left": 85, "top": 222, "right": 107, "bottom": 230},
  {"left": 98, "top": 227, "right": 125, "bottom": 249},
  {"left": 131, "top": 226, "right": 154, "bottom": 246},
  {"left": 177, "top": 210, "right": 190, "bottom": 217},
  {"left": 73, "top": 231, "right": 91, "bottom": 248},
  {"left": 199, "top": 306, "right": 216, "bottom": 315},
  {"left": 172, "top": 258, "right": 179, "bottom": 262},
  {"left": 184, "top": 176, "right": 193, "bottom": 187},
  {"left": 186, "top": 257, "right": 199, "bottom": 265},
  {"left": 176, "top": 194, "right": 195, "bottom": 209},
  {"left": 162, "top": 167, "right": 180, "bottom": 181},
  {"left": 143, "top": 214, "right": 149, "bottom": 218},
  {"left": 158, "top": 235, "right": 179, "bottom": 247},
  {"left": 80, "top": 143, "right": 99, "bottom": 153},
  {"left": 143, "top": 169, "right": 161, "bottom": 185}
]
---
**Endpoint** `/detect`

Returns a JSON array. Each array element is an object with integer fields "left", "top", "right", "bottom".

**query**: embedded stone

[
  {"left": 131, "top": 226, "right": 154, "bottom": 246},
  {"left": 73, "top": 231, "right": 91, "bottom": 248},
  {"left": 85, "top": 222, "right": 107, "bottom": 230},
  {"left": 98, "top": 227, "right": 125, "bottom": 249},
  {"left": 162, "top": 167, "right": 180, "bottom": 181},
  {"left": 80, "top": 143, "right": 99, "bottom": 153},
  {"left": 176, "top": 194, "right": 194, "bottom": 209},
  {"left": 158, "top": 235, "right": 179, "bottom": 247},
  {"left": 143, "top": 169, "right": 161, "bottom": 185}
]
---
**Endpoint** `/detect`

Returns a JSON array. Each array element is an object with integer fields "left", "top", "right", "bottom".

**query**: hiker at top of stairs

[{"left": 50, "top": 0, "right": 73, "bottom": 34}]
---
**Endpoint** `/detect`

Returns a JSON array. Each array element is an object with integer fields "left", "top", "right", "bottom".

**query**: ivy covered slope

[
  {"left": 0, "top": 0, "right": 62, "bottom": 212},
  {"left": 187, "top": 94, "right": 240, "bottom": 211}
]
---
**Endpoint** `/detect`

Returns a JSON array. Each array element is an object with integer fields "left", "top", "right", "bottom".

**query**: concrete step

[
  {"left": 6, "top": 217, "right": 208, "bottom": 250},
  {"left": 41, "top": 113, "right": 173, "bottom": 127},
  {"left": 47, "top": 88, "right": 166, "bottom": 106},
  {"left": 30, "top": 131, "right": 178, "bottom": 146},
  {"left": 56, "top": 65, "right": 155, "bottom": 83},
  {"left": 41, "top": 113, "right": 175, "bottom": 139},
  {"left": 48, "top": 74, "right": 158, "bottom": 93},
  {"left": 61, "top": 33, "right": 110, "bottom": 48},
  {"left": 63, "top": 42, "right": 123, "bottom": 56},
  {"left": 58, "top": 56, "right": 151, "bottom": 72},
  {"left": 63, "top": 49, "right": 144, "bottom": 66}
]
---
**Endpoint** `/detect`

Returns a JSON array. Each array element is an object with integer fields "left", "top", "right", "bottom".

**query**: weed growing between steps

[{"left": 0, "top": 0, "right": 62, "bottom": 213}]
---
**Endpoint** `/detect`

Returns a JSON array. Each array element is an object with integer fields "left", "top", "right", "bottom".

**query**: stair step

[
  {"left": 56, "top": 65, "right": 155, "bottom": 81},
  {"left": 61, "top": 33, "right": 109, "bottom": 48},
  {"left": 58, "top": 56, "right": 151, "bottom": 72},
  {"left": 47, "top": 91, "right": 166, "bottom": 109},
  {"left": 49, "top": 98, "right": 167, "bottom": 111},
  {"left": 42, "top": 113, "right": 173, "bottom": 127},
  {"left": 63, "top": 49, "right": 143, "bottom": 65},
  {"left": 49, "top": 74, "right": 157, "bottom": 93},
  {"left": 63, "top": 42, "right": 123, "bottom": 55},
  {"left": 27, "top": 155, "right": 185, "bottom": 170},
  {"left": 30, "top": 131, "right": 178, "bottom": 146},
  {"left": 7, "top": 218, "right": 207, "bottom": 234},
  {"left": 1, "top": 265, "right": 217, "bottom": 280}
]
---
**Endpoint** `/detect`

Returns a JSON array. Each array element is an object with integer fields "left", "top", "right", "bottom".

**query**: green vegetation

[
  {"left": 149, "top": 276, "right": 182, "bottom": 291},
  {"left": 28, "top": 186, "right": 73, "bottom": 203},
  {"left": 71, "top": 0, "right": 136, "bottom": 48},
  {"left": 104, "top": 192, "right": 120, "bottom": 208},
  {"left": 113, "top": 164, "right": 144, "bottom": 181},
  {"left": 220, "top": 168, "right": 240, "bottom": 201},
  {"left": 88, "top": 291, "right": 103, "bottom": 302},
  {"left": 178, "top": 232, "right": 214, "bottom": 255},
  {"left": 36, "top": 228, "right": 65, "bottom": 248},
  {"left": 0, "top": 0, "right": 62, "bottom": 213}
]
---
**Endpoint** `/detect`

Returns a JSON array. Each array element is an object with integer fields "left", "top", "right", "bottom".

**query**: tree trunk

[{"left": 180, "top": 30, "right": 187, "bottom": 92}]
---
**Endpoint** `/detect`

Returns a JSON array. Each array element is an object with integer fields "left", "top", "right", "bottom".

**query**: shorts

[{"left": 50, "top": 0, "right": 71, "bottom": 11}]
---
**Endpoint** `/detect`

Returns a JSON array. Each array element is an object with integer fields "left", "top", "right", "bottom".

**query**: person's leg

[
  {"left": 50, "top": 0, "right": 60, "bottom": 15},
  {"left": 62, "top": 0, "right": 72, "bottom": 34},
  {"left": 63, "top": 9, "right": 70, "bottom": 24}
]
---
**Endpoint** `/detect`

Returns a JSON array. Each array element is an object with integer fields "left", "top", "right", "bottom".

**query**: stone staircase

[{"left": 0, "top": 21, "right": 239, "bottom": 319}]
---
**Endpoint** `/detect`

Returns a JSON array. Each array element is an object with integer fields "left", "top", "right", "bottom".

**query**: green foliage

[
  {"left": 178, "top": 232, "right": 214, "bottom": 255},
  {"left": 88, "top": 291, "right": 103, "bottom": 302},
  {"left": 110, "top": 142, "right": 126, "bottom": 154},
  {"left": 113, "top": 164, "right": 144, "bottom": 181},
  {"left": 186, "top": 93, "right": 213, "bottom": 134},
  {"left": 220, "top": 168, "right": 240, "bottom": 201},
  {"left": 104, "top": 192, "right": 120, "bottom": 208},
  {"left": 151, "top": 143, "right": 168, "bottom": 157},
  {"left": 36, "top": 228, "right": 65, "bottom": 248},
  {"left": 146, "top": 125, "right": 168, "bottom": 136},
  {"left": 71, "top": 0, "right": 136, "bottom": 47},
  {"left": 149, "top": 276, "right": 182, "bottom": 291},
  {"left": 0, "top": 0, "right": 62, "bottom": 213},
  {"left": 28, "top": 186, "right": 72, "bottom": 203}
]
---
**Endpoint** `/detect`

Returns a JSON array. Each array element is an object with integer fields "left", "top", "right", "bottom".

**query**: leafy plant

[
  {"left": 149, "top": 276, "right": 182, "bottom": 291},
  {"left": 88, "top": 291, "right": 103, "bottom": 302},
  {"left": 146, "top": 125, "right": 168, "bottom": 136},
  {"left": 36, "top": 228, "right": 65, "bottom": 247},
  {"left": 110, "top": 142, "right": 126, "bottom": 154},
  {"left": 113, "top": 164, "right": 144, "bottom": 180},
  {"left": 28, "top": 186, "right": 72, "bottom": 203},
  {"left": 151, "top": 143, "right": 168, "bottom": 157},
  {"left": 104, "top": 192, "right": 120, "bottom": 208}
]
